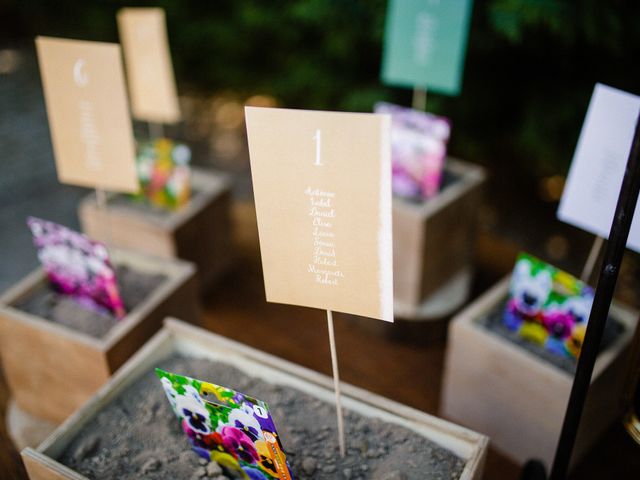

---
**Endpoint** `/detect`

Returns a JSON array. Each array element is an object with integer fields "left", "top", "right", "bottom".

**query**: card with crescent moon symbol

[{"left": 35, "top": 36, "right": 138, "bottom": 193}]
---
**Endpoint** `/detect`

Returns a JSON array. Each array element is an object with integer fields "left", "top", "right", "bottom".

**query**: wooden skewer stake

[
  {"left": 326, "top": 309, "right": 346, "bottom": 457},
  {"left": 580, "top": 235, "right": 604, "bottom": 283},
  {"left": 412, "top": 86, "right": 428, "bottom": 111},
  {"left": 94, "top": 187, "right": 115, "bottom": 259}
]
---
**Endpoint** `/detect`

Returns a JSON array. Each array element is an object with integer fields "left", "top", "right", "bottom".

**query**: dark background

[{"left": 1, "top": 1, "right": 640, "bottom": 478}]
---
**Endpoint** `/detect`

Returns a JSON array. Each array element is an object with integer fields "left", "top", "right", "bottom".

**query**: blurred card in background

[
  {"left": 375, "top": 102, "right": 450, "bottom": 199},
  {"left": 117, "top": 7, "right": 181, "bottom": 124},
  {"left": 35, "top": 36, "right": 138, "bottom": 192},
  {"left": 558, "top": 83, "right": 640, "bottom": 252},
  {"left": 27, "top": 217, "right": 126, "bottom": 318},
  {"left": 381, "top": 0, "right": 473, "bottom": 96}
]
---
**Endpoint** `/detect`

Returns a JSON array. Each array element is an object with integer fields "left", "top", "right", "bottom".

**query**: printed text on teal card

[{"left": 381, "top": 0, "right": 473, "bottom": 96}]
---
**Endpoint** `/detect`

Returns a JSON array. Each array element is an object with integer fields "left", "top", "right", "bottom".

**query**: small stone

[
  {"left": 195, "top": 466, "right": 207, "bottom": 477},
  {"left": 301, "top": 457, "right": 317, "bottom": 476},
  {"left": 199, "top": 458, "right": 208, "bottom": 465},
  {"left": 179, "top": 450, "right": 197, "bottom": 463},
  {"left": 323, "top": 465, "right": 336, "bottom": 474},
  {"left": 206, "top": 462, "right": 223, "bottom": 476},
  {"left": 141, "top": 458, "right": 161, "bottom": 474},
  {"left": 343, "top": 467, "right": 353, "bottom": 479},
  {"left": 73, "top": 436, "right": 100, "bottom": 461}
]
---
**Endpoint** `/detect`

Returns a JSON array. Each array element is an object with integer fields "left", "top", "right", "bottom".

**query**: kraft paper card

[
  {"left": 156, "top": 369, "right": 294, "bottom": 479},
  {"left": 245, "top": 107, "right": 393, "bottom": 322},
  {"left": 35, "top": 37, "right": 138, "bottom": 192},
  {"left": 557, "top": 83, "right": 640, "bottom": 252},
  {"left": 117, "top": 7, "right": 181, "bottom": 124},
  {"left": 381, "top": 0, "right": 473, "bottom": 96}
]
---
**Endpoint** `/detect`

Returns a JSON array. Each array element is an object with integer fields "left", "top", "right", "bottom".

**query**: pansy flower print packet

[
  {"left": 503, "top": 252, "right": 594, "bottom": 359},
  {"left": 27, "top": 217, "right": 126, "bottom": 318},
  {"left": 156, "top": 368, "right": 294, "bottom": 480}
]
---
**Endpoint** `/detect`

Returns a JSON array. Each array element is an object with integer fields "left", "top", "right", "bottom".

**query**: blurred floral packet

[
  {"left": 27, "top": 217, "right": 126, "bottom": 318},
  {"left": 133, "top": 137, "right": 192, "bottom": 209},
  {"left": 156, "top": 368, "right": 294, "bottom": 480},
  {"left": 374, "top": 102, "right": 451, "bottom": 199},
  {"left": 503, "top": 253, "right": 594, "bottom": 359}
]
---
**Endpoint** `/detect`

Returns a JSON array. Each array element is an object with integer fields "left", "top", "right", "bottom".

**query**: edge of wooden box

[
  {"left": 0, "top": 248, "right": 197, "bottom": 353},
  {"left": 392, "top": 157, "right": 487, "bottom": 219},
  {"left": 78, "top": 167, "right": 232, "bottom": 232},
  {"left": 446, "top": 276, "right": 637, "bottom": 382},
  {"left": 23, "top": 318, "right": 488, "bottom": 480}
]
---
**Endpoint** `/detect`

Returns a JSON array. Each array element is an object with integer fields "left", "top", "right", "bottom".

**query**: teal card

[{"left": 381, "top": 0, "right": 473, "bottom": 96}]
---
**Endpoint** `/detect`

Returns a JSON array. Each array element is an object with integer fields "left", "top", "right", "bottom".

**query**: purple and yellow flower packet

[
  {"left": 133, "top": 137, "right": 191, "bottom": 210},
  {"left": 156, "top": 369, "right": 294, "bottom": 480},
  {"left": 27, "top": 217, "right": 126, "bottom": 319},
  {"left": 374, "top": 102, "right": 451, "bottom": 200},
  {"left": 503, "top": 253, "right": 594, "bottom": 359}
]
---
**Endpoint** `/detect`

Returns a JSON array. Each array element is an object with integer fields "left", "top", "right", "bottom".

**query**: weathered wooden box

[
  {"left": 393, "top": 158, "right": 486, "bottom": 320},
  {"left": 0, "top": 249, "right": 199, "bottom": 424},
  {"left": 22, "top": 318, "right": 488, "bottom": 480},
  {"left": 78, "top": 167, "right": 233, "bottom": 292},
  {"left": 440, "top": 276, "right": 637, "bottom": 469}
]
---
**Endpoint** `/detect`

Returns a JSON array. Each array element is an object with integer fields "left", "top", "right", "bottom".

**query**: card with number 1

[{"left": 245, "top": 107, "right": 393, "bottom": 322}]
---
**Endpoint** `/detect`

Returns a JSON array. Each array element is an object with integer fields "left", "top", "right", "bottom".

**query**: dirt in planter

[
  {"left": 58, "top": 355, "right": 466, "bottom": 480},
  {"left": 13, "top": 265, "right": 166, "bottom": 339},
  {"left": 476, "top": 299, "right": 625, "bottom": 374}
]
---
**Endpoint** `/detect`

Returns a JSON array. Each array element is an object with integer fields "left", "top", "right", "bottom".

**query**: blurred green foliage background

[{"left": 2, "top": 0, "right": 639, "bottom": 181}]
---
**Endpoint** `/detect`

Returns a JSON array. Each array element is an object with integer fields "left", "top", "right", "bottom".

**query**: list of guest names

[{"left": 305, "top": 186, "right": 344, "bottom": 286}]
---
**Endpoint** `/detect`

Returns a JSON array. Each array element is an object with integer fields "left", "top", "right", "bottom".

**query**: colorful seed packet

[
  {"left": 27, "top": 217, "right": 126, "bottom": 318},
  {"left": 156, "top": 369, "right": 294, "bottom": 480},
  {"left": 374, "top": 102, "right": 450, "bottom": 199},
  {"left": 133, "top": 137, "right": 191, "bottom": 209},
  {"left": 503, "top": 253, "right": 594, "bottom": 359}
]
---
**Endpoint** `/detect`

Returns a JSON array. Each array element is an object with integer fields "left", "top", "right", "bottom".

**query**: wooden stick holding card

[{"left": 245, "top": 106, "right": 394, "bottom": 457}]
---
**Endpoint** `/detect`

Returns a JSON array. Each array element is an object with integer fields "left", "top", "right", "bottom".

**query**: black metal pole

[{"left": 549, "top": 111, "right": 640, "bottom": 480}]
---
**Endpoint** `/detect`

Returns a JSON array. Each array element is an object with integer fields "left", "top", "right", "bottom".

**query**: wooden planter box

[
  {"left": 78, "top": 167, "right": 233, "bottom": 292},
  {"left": 440, "top": 276, "right": 638, "bottom": 469},
  {"left": 23, "top": 318, "right": 489, "bottom": 480},
  {"left": 0, "top": 249, "right": 199, "bottom": 425},
  {"left": 393, "top": 158, "right": 486, "bottom": 320}
]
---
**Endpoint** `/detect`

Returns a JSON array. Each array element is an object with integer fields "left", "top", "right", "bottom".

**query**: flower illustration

[
  {"left": 221, "top": 426, "right": 260, "bottom": 464},
  {"left": 176, "top": 386, "right": 211, "bottom": 435},
  {"left": 242, "top": 465, "right": 270, "bottom": 480},
  {"left": 210, "top": 451, "right": 247, "bottom": 478},
  {"left": 255, "top": 440, "right": 277, "bottom": 476},
  {"left": 160, "top": 377, "right": 177, "bottom": 410},
  {"left": 228, "top": 405, "right": 262, "bottom": 442}
]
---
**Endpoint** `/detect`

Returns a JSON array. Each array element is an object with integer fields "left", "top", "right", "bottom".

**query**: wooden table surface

[{"left": 1, "top": 201, "right": 639, "bottom": 479}]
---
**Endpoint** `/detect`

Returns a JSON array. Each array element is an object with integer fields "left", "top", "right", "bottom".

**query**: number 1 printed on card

[{"left": 313, "top": 129, "right": 322, "bottom": 166}]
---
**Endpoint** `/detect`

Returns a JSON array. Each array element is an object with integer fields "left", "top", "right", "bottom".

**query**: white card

[
  {"left": 246, "top": 107, "right": 394, "bottom": 322},
  {"left": 558, "top": 83, "right": 640, "bottom": 252}
]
